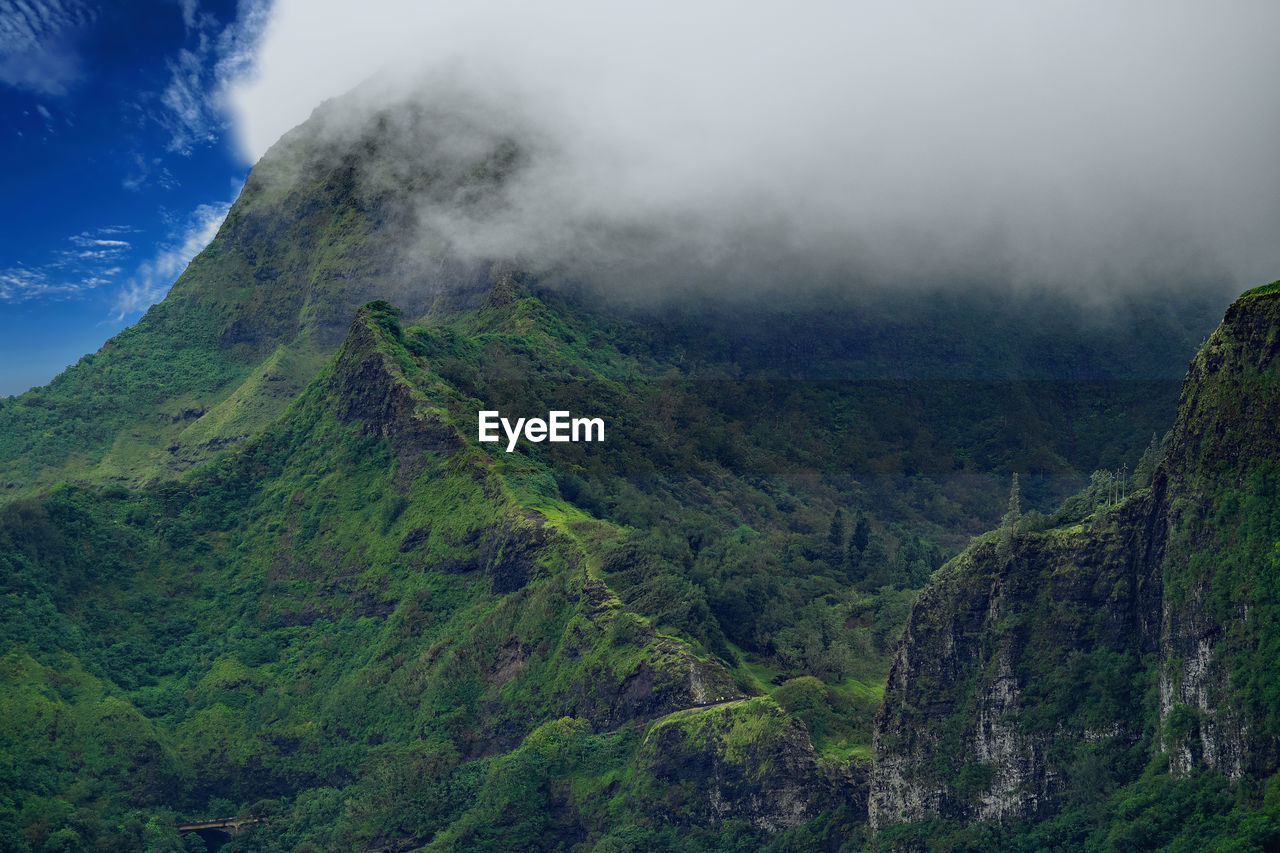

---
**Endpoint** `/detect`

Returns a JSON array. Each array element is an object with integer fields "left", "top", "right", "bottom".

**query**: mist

[{"left": 224, "top": 1, "right": 1280, "bottom": 301}]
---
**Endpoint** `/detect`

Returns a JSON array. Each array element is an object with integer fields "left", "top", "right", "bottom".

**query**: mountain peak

[{"left": 1164, "top": 284, "right": 1280, "bottom": 480}]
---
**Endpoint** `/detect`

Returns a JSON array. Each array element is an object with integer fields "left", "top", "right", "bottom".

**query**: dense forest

[{"left": 2, "top": 88, "right": 1276, "bottom": 852}]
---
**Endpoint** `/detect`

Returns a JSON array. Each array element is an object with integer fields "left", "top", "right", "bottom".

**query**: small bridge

[{"left": 177, "top": 816, "right": 260, "bottom": 835}]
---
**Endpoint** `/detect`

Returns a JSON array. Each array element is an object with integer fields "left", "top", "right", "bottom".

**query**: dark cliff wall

[
  {"left": 872, "top": 285, "right": 1280, "bottom": 829},
  {"left": 1155, "top": 283, "right": 1280, "bottom": 782}
]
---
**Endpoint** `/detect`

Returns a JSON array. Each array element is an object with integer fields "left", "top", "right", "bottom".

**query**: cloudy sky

[
  {"left": 3, "top": 0, "right": 1279, "bottom": 394},
  {"left": 0, "top": 0, "right": 268, "bottom": 395}
]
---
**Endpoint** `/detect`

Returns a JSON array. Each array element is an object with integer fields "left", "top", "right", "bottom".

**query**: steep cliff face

[
  {"left": 1154, "top": 282, "right": 1280, "bottom": 783},
  {"left": 1163, "top": 283, "right": 1280, "bottom": 479},
  {"left": 872, "top": 284, "right": 1280, "bottom": 830},
  {"left": 871, "top": 496, "right": 1163, "bottom": 826}
]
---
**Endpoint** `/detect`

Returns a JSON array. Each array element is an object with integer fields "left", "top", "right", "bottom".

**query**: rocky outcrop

[
  {"left": 640, "top": 698, "right": 864, "bottom": 831},
  {"left": 1153, "top": 284, "right": 1280, "bottom": 782},
  {"left": 1157, "top": 580, "right": 1250, "bottom": 779},
  {"left": 872, "top": 285, "right": 1280, "bottom": 830},
  {"left": 871, "top": 495, "right": 1162, "bottom": 826},
  {"left": 560, "top": 641, "right": 739, "bottom": 733},
  {"left": 1163, "top": 284, "right": 1280, "bottom": 479},
  {"left": 329, "top": 302, "right": 461, "bottom": 466},
  {"left": 555, "top": 580, "right": 741, "bottom": 731}
]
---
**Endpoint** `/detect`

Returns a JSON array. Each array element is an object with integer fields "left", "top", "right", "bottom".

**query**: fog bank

[{"left": 225, "top": 1, "right": 1280, "bottom": 299}]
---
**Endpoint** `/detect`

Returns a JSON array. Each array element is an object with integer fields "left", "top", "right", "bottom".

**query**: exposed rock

[
  {"left": 1157, "top": 584, "right": 1248, "bottom": 778},
  {"left": 1154, "top": 285, "right": 1280, "bottom": 781},
  {"left": 641, "top": 698, "right": 865, "bottom": 831},
  {"left": 871, "top": 498, "right": 1160, "bottom": 827},
  {"left": 398, "top": 524, "right": 432, "bottom": 553},
  {"left": 559, "top": 636, "right": 740, "bottom": 733},
  {"left": 490, "top": 638, "right": 526, "bottom": 685},
  {"left": 872, "top": 287, "right": 1280, "bottom": 830},
  {"left": 329, "top": 304, "right": 461, "bottom": 466},
  {"left": 483, "top": 268, "right": 524, "bottom": 308},
  {"left": 478, "top": 519, "right": 547, "bottom": 594}
]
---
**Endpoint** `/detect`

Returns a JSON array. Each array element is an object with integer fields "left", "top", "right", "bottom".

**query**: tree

[
  {"left": 828, "top": 508, "right": 846, "bottom": 547},
  {"left": 851, "top": 513, "right": 870, "bottom": 554},
  {"left": 856, "top": 530, "right": 891, "bottom": 588},
  {"left": 1134, "top": 433, "right": 1163, "bottom": 489},
  {"left": 999, "top": 473, "right": 1022, "bottom": 555},
  {"left": 848, "top": 513, "right": 871, "bottom": 560},
  {"left": 1090, "top": 469, "right": 1111, "bottom": 511},
  {"left": 824, "top": 508, "right": 846, "bottom": 565},
  {"left": 1003, "top": 473, "right": 1021, "bottom": 530}
]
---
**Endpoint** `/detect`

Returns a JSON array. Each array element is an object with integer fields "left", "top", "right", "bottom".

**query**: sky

[
  {"left": 4, "top": 1, "right": 1280, "bottom": 395},
  {"left": 0, "top": 0, "right": 267, "bottom": 395}
]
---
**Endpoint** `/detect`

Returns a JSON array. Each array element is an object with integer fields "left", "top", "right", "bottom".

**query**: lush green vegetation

[
  {"left": 0, "top": 282, "right": 1227, "bottom": 851},
  {"left": 1, "top": 79, "right": 1267, "bottom": 851},
  {"left": 0, "top": 295, "right": 248, "bottom": 492}
]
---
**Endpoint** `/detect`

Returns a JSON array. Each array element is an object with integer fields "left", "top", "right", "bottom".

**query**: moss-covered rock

[{"left": 638, "top": 697, "right": 864, "bottom": 831}]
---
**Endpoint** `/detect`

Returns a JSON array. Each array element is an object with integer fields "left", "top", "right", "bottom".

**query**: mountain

[
  {"left": 0, "top": 92, "right": 1221, "bottom": 499},
  {"left": 0, "top": 96, "right": 508, "bottom": 496},
  {"left": 2, "top": 294, "right": 867, "bottom": 851},
  {"left": 0, "top": 87, "right": 1259, "bottom": 852},
  {"left": 871, "top": 282, "right": 1280, "bottom": 850}
]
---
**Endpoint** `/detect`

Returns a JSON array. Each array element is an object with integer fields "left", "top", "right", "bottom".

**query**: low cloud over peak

[{"left": 224, "top": 1, "right": 1280, "bottom": 299}]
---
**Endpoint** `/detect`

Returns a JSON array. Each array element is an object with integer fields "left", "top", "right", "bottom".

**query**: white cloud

[
  {"left": 160, "top": 47, "right": 219, "bottom": 154},
  {"left": 222, "top": 0, "right": 1280, "bottom": 296},
  {"left": 152, "top": 0, "right": 272, "bottom": 155},
  {"left": 0, "top": 227, "right": 133, "bottom": 302},
  {"left": 60, "top": 231, "right": 131, "bottom": 266},
  {"left": 122, "top": 151, "right": 180, "bottom": 192},
  {"left": 111, "top": 202, "right": 231, "bottom": 319},
  {"left": 212, "top": 0, "right": 273, "bottom": 84},
  {"left": 0, "top": 265, "right": 114, "bottom": 301},
  {"left": 69, "top": 234, "right": 130, "bottom": 250},
  {"left": 0, "top": 0, "right": 96, "bottom": 96},
  {"left": 176, "top": 0, "right": 199, "bottom": 32},
  {"left": 0, "top": 267, "right": 51, "bottom": 301}
]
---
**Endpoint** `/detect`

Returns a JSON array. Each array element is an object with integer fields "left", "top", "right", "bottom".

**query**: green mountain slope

[
  {"left": 0, "top": 97, "right": 509, "bottom": 495},
  {"left": 5, "top": 296, "right": 886, "bottom": 850},
  {"left": 0, "top": 88, "right": 1223, "bottom": 499},
  {"left": 0, "top": 273, "right": 1244, "bottom": 851},
  {"left": 1, "top": 302, "right": 739, "bottom": 850},
  {"left": 0, "top": 86, "right": 1251, "bottom": 852}
]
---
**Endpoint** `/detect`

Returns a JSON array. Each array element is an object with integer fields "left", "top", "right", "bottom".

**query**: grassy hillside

[
  {"left": 0, "top": 86, "right": 1244, "bottom": 852},
  {"left": 0, "top": 273, "right": 1230, "bottom": 851},
  {"left": 0, "top": 98, "right": 508, "bottom": 496}
]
